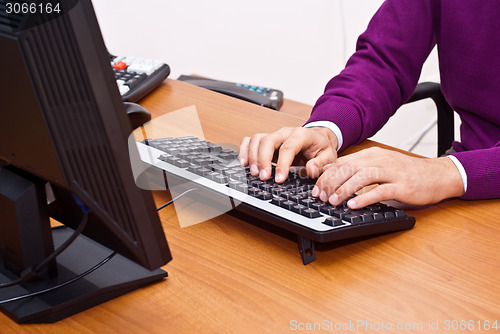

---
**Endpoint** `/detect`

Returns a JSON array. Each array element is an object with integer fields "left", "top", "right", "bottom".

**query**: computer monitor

[{"left": 0, "top": 0, "right": 172, "bottom": 323}]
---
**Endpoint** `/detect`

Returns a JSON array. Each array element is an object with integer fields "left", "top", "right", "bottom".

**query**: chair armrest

[{"left": 405, "top": 82, "right": 454, "bottom": 156}]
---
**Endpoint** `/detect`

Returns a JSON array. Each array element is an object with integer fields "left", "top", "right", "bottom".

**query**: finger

[
  {"left": 274, "top": 129, "right": 312, "bottom": 182},
  {"left": 347, "top": 184, "right": 396, "bottom": 209},
  {"left": 329, "top": 167, "right": 380, "bottom": 206},
  {"left": 322, "top": 163, "right": 332, "bottom": 172},
  {"left": 257, "top": 129, "right": 293, "bottom": 181},
  {"left": 313, "top": 158, "right": 361, "bottom": 202},
  {"left": 315, "top": 150, "right": 381, "bottom": 201},
  {"left": 238, "top": 137, "right": 251, "bottom": 166},
  {"left": 247, "top": 134, "right": 266, "bottom": 176},
  {"left": 305, "top": 149, "right": 337, "bottom": 179}
]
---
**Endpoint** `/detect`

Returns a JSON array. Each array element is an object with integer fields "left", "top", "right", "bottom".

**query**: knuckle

[
  {"left": 279, "top": 140, "right": 299, "bottom": 153},
  {"left": 364, "top": 146, "right": 382, "bottom": 156},
  {"left": 259, "top": 135, "right": 275, "bottom": 147},
  {"left": 322, "top": 184, "right": 334, "bottom": 195},
  {"left": 377, "top": 186, "right": 392, "bottom": 198},
  {"left": 359, "top": 167, "right": 377, "bottom": 182}
]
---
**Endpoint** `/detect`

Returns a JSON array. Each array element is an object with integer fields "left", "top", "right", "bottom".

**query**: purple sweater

[{"left": 306, "top": 0, "right": 500, "bottom": 200}]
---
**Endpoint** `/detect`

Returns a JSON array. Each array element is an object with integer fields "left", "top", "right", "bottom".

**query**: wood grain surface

[{"left": 2, "top": 79, "right": 499, "bottom": 333}]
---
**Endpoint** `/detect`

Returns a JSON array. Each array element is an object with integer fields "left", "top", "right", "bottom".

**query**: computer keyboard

[
  {"left": 137, "top": 136, "right": 415, "bottom": 264},
  {"left": 110, "top": 54, "right": 170, "bottom": 102}
]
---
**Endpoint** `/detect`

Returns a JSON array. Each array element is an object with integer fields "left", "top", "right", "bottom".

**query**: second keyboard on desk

[
  {"left": 110, "top": 54, "right": 170, "bottom": 102},
  {"left": 137, "top": 136, "right": 415, "bottom": 263}
]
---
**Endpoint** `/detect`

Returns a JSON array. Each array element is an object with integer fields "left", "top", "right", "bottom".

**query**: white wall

[{"left": 93, "top": 0, "right": 445, "bottom": 157}]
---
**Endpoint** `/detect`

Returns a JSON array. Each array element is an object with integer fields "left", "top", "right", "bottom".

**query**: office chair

[{"left": 404, "top": 82, "right": 455, "bottom": 156}]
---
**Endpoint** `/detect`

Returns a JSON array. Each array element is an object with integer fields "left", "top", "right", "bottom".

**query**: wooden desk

[{"left": 3, "top": 79, "right": 499, "bottom": 333}]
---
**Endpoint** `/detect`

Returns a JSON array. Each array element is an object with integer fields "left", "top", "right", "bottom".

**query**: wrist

[
  {"left": 309, "top": 126, "right": 339, "bottom": 151},
  {"left": 432, "top": 157, "right": 466, "bottom": 200}
]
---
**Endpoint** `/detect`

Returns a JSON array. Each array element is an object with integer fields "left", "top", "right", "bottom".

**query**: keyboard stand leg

[{"left": 297, "top": 236, "right": 316, "bottom": 265}]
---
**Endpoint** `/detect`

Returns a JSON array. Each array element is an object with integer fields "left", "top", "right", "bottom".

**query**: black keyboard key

[
  {"left": 208, "top": 164, "right": 228, "bottom": 173},
  {"left": 228, "top": 179, "right": 242, "bottom": 189},
  {"left": 290, "top": 194, "right": 306, "bottom": 203},
  {"left": 246, "top": 175, "right": 260, "bottom": 184},
  {"left": 177, "top": 152, "right": 192, "bottom": 159},
  {"left": 183, "top": 155, "right": 200, "bottom": 163},
  {"left": 186, "top": 165, "right": 201, "bottom": 173},
  {"left": 301, "top": 208, "right": 321, "bottom": 219},
  {"left": 192, "top": 158, "right": 210, "bottom": 166},
  {"left": 281, "top": 200, "right": 296, "bottom": 210},
  {"left": 212, "top": 174, "right": 228, "bottom": 184},
  {"left": 270, "top": 186, "right": 286, "bottom": 196},
  {"left": 218, "top": 152, "right": 239, "bottom": 160},
  {"left": 206, "top": 171, "right": 219, "bottom": 179},
  {"left": 173, "top": 159, "right": 190, "bottom": 168},
  {"left": 163, "top": 147, "right": 181, "bottom": 155},
  {"left": 207, "top": 143, "right": 222, "bottom": 152},
  {"left": 365, "top": 203, "right": 388, "bottom": 212},
  {"left": 320, "top": 205, "right": 338, "bottom": 216},
  {"left": 343, "top": 213, "right": 363, "bottom": 224},
  {"left": 250, "top": 180, "right": 265, "bottom": 189},
  {"left": 223, "top": 170, "right": 239, "bottom": 178},
  {"left": 360, "top": 212, "right": 374, "bottom": 222},
  {"left": 270, "top": 196, "right": 287, "bottom": 207},
  {"left": 310, "top": 202, "right": 326, "bottom": 211},
  {"left": 194, "top": 167, "right": 211, "bottom": 177},
  {"left": 248, "top": 187, "right": 261, "bottom": 196},
  {"left": 227, "top": 181, "right": 249, "bottom": 193},
  {"left": 292, "top": 204, "right": 308, "bottom": 214},
  {"left": 158, "top": 154, "right": 170, "bottom": 162},
  {"left": 300, "top": 197, "right": 316, "bottom": 207},
  {"left": 394, "top": 209, "right": 407, "bottom": 217},
  {"left": 229, "top": 173, "right": 247, "bottom": 182},
  {"left": 323, "top": 217, "right": 345, "bottom": 227},
  {"left": 260, "top": 183, "right": 273, "bottom": 192},
  {"left": 257, "top": 191, "right": 273, "bottom": 200},
  {"left": 166, "top": 156, "right": 181, "bottom": 164},
  {"left": 331, "top": 209, "right": 350, "bottom": 219},
  {"left": 383, "top": 211, "right": 396, "bottom": 219},
  {"left": 279, "top": 191, "right": 294, "bottom": 200}
]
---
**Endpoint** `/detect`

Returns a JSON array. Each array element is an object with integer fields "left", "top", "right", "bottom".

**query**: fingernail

[
  {"left": 311, "top": 186, "right": 319, "bottom": 197},
  {"left": 329, "top": 193, "right": 339, "bottom": 205},
  {"left": 240, "top": 157, "right": 246, "bottom": 166},
  {"left": 250, "top": 164, "right": 259, "bottom": 175},
  {"left": 275, "top": 173, "right": 285, "bottom": 183},
  {"left": 347, "top": 199, "right": 356, "bottom": 208},
  {"left": 259, "top": 169, "right": 269, "bottom": 180},
  {"left": 320, "top": 191, "right": 328, "bottom": 202}
]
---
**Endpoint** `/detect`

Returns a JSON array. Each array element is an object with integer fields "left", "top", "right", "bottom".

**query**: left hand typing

[{"left": 311, "top": 147, "right": 465, "bottom": 209}]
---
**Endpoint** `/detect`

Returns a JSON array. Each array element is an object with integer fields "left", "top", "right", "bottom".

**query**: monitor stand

[
  {"left": 0, "top": 226, "right": 167, "bottom": 323},
  {"left": 0, "top": 166, "right": 167, "bottom": 323}
]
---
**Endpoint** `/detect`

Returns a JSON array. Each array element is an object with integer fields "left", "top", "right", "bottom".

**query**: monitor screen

[{"left": 0, "top": 0, "right": 172, "bottom": 323}]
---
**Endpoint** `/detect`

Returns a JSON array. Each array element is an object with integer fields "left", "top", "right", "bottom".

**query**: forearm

[
  {"left": 451, "top": 146, "right": 500, "bottom": 200},
  {"left": 307, "top": 0, "right": 436, "bottom": 150}
]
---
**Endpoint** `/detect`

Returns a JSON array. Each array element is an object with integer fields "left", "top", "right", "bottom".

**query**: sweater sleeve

[
  {"left": 451, "top": 143, "right": 500, "bottom": 200},
  {"left": 306, "top": 0, "right": 437, "bottom": 151}
]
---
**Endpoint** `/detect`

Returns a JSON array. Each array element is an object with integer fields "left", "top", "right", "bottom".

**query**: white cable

[{"left": 400, "top": 117, "right": 437, "bottom": 152}]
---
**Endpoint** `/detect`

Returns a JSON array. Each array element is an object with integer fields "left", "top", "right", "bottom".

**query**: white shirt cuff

[
  {"left": 303, "top": 121, "right": 343, "bottom": 152},
  {"left": 446, "top": 155, "right": 468, "bottom": 193}
]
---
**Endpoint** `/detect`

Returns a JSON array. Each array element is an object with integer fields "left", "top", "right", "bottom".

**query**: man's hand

[
  {"left": 239, "top": 127, "right": 339, "bottom": 182},
  {"left": 311, "top": 147, "right": 465, "bottom": 209}
]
